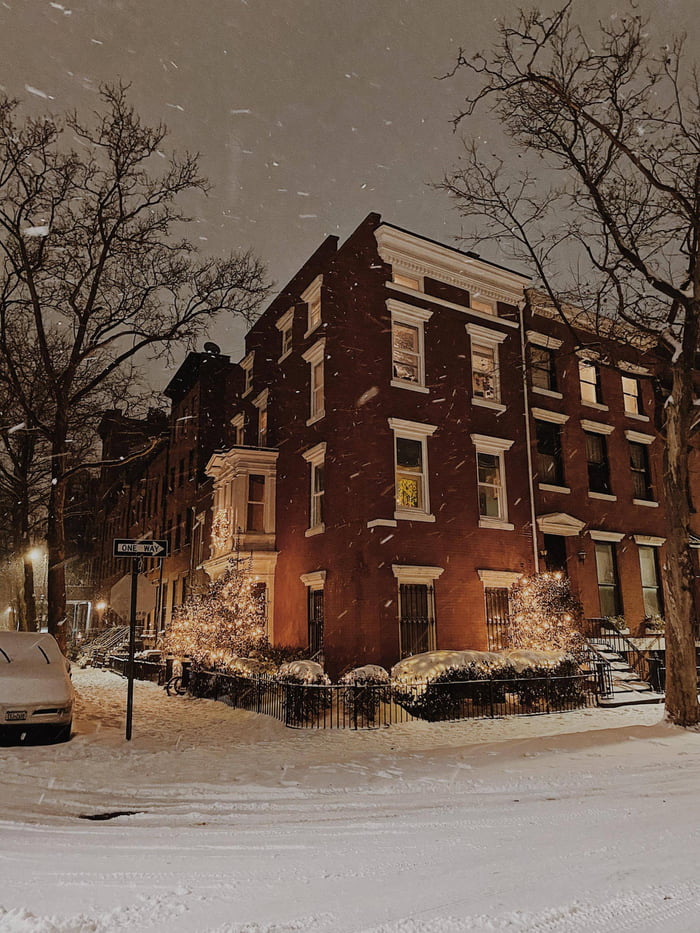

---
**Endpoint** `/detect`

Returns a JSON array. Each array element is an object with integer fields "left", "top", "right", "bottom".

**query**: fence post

[
  {"left": 545, "top": 675, "right": 551, "bottom": 714},
  {"left": 489, "top": 679, "right": 494, "bottom": 719}
]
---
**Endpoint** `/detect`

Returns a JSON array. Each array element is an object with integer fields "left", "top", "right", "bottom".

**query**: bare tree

[
  {"left": 0, "top": 84, "right": 268, "bottom": 651},
  {"left": 442, "top": 2, "right": 700, "bottom": 725}
]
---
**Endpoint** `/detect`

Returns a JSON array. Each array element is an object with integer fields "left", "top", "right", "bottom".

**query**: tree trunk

[
  {"left": 661, "top": 361, "right": 700, "bottom": 726},
  {"left": 21, "top": 552, "right": 37, "bottom": 632},
  {"left": 47, "top": 425, "right": 68, "bottom": 654}
]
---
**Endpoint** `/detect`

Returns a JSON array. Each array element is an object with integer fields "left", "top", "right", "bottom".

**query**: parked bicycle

[{"left": 164, "top": 674, "right": 187, "bottom": 696}]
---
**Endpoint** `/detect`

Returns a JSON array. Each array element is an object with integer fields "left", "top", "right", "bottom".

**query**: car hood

[{"left": 0, "top": 667, "right": 73, "bottom": 705}]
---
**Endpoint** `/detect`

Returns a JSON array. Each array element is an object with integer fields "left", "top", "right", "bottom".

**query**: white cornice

[
  {"left": 477, "top": 569, "right": 523, "bottom": 588},
  {"left": 375, "top": 225, "right": 529, "bottom": 305},
  {"left": 536, "top": 512, "right": 586, "bottom": 536}
]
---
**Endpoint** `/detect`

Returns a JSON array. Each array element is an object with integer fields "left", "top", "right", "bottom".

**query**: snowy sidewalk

[{"left": 1, "top": 668, "right": 699, "bottom": 933}]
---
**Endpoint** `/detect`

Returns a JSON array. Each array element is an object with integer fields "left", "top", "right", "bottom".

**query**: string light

[{"left": 509, "top": 572, "right": 585, "bottom": 656}]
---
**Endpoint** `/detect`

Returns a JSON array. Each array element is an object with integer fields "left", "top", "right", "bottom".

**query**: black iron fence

[
  {"left": 187, "top": 669, "right": 600, "bottom": 730},
  {"left": 107, "top": 655, "right": 165, "bottom": 684}
]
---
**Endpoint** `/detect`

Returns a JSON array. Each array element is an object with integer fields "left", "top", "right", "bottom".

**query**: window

[
  {"left": 579, "top": 359, "right": 602, "bottom": 405},
  {"left": 389, "top": 301, "right": 432, "bottom": 391},
  {"left": 302, "top": 441, "right": 326, "bottom": 535},
  {"left": 535, "top": 420, "right": 564, "bottom": 486},
  {"left": 622, "top": 376, "right": 641, "bottom": 415},
  {"left": 241, "top": 351, "right": 254, "bottom": 397},
  {"left": 471, "top": 434, "right": 514, "bottom": 528},
  {"left": 392, "top": 565, "right": 443, "bottom": 659},
  {"left": 174, "top": 513, "right": 182, "bottom": 551},
  {"left": 302, "top": 338, "right": 325, "bottom": 425},
  {"left": 594, "top": 541, "right": 622, "bottom": 616},
  {"left": 466, "top": 323, "right": 507, "bottom": 408},
  {"left": 246, "top": 474, "right": 265, "bottom": 532},
  {"left": 470, "top": 296, "right": 496, "bottom": 315},
  {"left": 231, "top": 412, "right": 245, "bottom": 446},
  {"left": 629, "top": 441, "right": 652, "bottom": 500},
  {"left": 530, "top": 345, "right": 557, "bottom": 392},
  {"left": 276, "top": 307, "right": 294, "bottom": 361},
  {"left": 638, "top": 545, "right": 664, "bottom": 617},
  {"left": 389, "top": 418, "right": 437, "bottom": 521},
  {"left": 484, "top": 586, "right": 510, "bottom": 651},
  {"left": 301, "top": 571, "right": 326, "bottom": 658},
  {"left": 188, "top": 449, "right": 195, "bottom": 481},
  {"left": 253, "top": 389, "right": 269, "bottom": 447},
  {"left": 392, "top": 269, "right": 422, "bottom": 291},
  {"left": 185, "top": 509, "right": 193, "bottom": 545},
  {"left": 302, "top": 275, "right": 323, "bottom": 336},
  {"left": 585, "top": 431, "right": 611, "bottom": 494}
]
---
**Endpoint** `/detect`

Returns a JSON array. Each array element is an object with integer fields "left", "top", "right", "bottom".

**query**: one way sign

[{"left": 113, "top": 538, "right": 170, "bottom": 558}]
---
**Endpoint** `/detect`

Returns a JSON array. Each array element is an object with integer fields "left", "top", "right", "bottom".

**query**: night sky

[{"left": 0, "top": 0, "right": 693, "bottom": 384}]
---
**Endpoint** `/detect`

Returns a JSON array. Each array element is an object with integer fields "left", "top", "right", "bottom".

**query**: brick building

[{"left": 200, "top": 213, "right": 685, "bottom": 678}]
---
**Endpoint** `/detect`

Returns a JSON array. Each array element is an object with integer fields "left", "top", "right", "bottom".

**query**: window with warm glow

[
  {"left": 579, "top": 360, "right": 602, "bottom": 404},
  {"left": 246, "top": 474, "right": 265, "bottom": 532},
  {"left": 639, "top": 545, "right": 663, "bottom": 617},
  {"left": 477, "top": 452, "right": 504, "bottom": 518},
  {"left": 622, "top": 375, "right": 641, "bottom": 415},
  {"left": 594, "top": 542, "right": 622, "bottom": 616},
  {"left": 396, "top": 436, "right": 425, "bottom": 511},
  {"left": 392, "top": 321, "right": 420, "bottom": 383},
  {"left": 472, "top": 344, "right": 498, "bottom": 400}
]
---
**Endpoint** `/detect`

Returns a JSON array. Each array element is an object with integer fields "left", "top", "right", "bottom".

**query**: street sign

[{"left": 112, "top": 538, "right": 169, "bottom": 558}]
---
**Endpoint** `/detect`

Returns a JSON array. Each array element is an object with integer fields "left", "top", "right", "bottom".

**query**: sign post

[{"left": 112, "top": 538, "right": 169, "bottom": 741}]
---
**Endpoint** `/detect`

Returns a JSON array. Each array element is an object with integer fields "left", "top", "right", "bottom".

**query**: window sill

[
  {"left": 532, "top": 387, "right": 563, "bottom": 399},
  {"left": 278, "top": 349, "right": 292, "bottom": 364},
  {"left": 626, "top": 412, "right": 650, "bottom": 422},
  {"left": 306, "top": 411, "right": 325, "bottom": 427},
  {"left": 305, "top": 523, "right": 325, "bottom": 537},
  {"left": 304, "top": 322, "right": 322, "bottom": 340},
  {"left": 633, "top": 498, "right": 659, "bottom": 508},
  {"left": 478, "top": 518, "right": 515, "bottom": 531},
  {"left": 472, "top": 397, "right": 507, "bottom": 414},
  {"left": 390, "top": 378, "right": 429, "bottom": 394},
  {"left": 581, "top": 400, "right": 609, "bottom": 411},
  {"left": 588, "top": 492, "right": 617, "bottom": 501},
  {"left": 367, "top": 518, "right": 398, "bottom": 528},
  {"left": 538, "top": 483, "right": 570, "bottom": 494},
  {"left": 394, "top": 510, "right": 436, "bottom": 523}
]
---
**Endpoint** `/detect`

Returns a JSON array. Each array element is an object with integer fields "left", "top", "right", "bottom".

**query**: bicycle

[{"left": 164, "top": 674, "right": 187, "bottom": 696}]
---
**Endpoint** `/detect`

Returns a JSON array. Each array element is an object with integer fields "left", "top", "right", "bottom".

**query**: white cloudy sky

[{"left": 0, "top": 0, "right": 694, "bottom": 369}]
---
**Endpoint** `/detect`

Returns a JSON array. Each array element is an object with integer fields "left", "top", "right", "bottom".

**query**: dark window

[
  {"left": 585, "top": 432, "right": 611, "bottom": 494},
  {"left": 594, "top": 542, "right": 622, "bottom": 616},
  {"left": 543, "top": 534, "right": 567, "bottom": 572},
  {"left": 247, "top": 474, "right": 265, "bottom": 531},
  {"left": 485, "top": 587, "right": 510, "bottom": 651},
  {"left": 630, "top": 442, "right": 652, "bottom": 500},
  {"left": 530, "top": 345, "right": 557, "bottom": 392},
  {"left": 398, "top": 583, "right": 436, "bottom": 658},
  {"left": 639, "top": 546, "right": 664, "bottom": 617},
  {"left": 535, "top": 420, "right": 564, "bottom": 486},
  {"left": 308, "top": 589, "right": 324, "bottom": 657}
]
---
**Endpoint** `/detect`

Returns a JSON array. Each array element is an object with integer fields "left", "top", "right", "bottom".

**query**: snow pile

[
  {"left": 391, "top": 649, "right": 508, "bottom": 686},
  {"left": 277, "top": 660, "right": 330, "bottom": 684},
  {"left": 338, "top": 664, "right": 390, "bottom": 685},
  {"left": 504, "top": 648, "right": 572, "bottom": 673},
  {"left": 227, "top": 656, "right": 277, "bottom": 677}
]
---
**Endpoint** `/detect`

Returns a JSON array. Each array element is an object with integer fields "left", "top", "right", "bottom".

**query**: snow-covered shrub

[
  {"left": 504, "top": 650, "right": 585, "bottom": 709},
  {"left": 339, "top": 665, "right": 390, "bottom": 725},
  {"left": 227, "top": 657, "right": 277, "bottom": 678},
  {"left": 278, "top": 661, "right": 332, "bottom": 725},
  {"left": 391, "top": 650, "right": 515, "bottom": 722}
]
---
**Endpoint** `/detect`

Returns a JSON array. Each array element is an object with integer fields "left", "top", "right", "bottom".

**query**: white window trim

[
  {"left": 624, "top": 429, "right": 654, "bottom": 445},
  {"left": 388, "top": 299, "right": 432, "bottom": 393},
  {"left": 300, "top": 570, "right": 326, "bottom": 589},
  {"left": 538, "top": 483, "right": 571, "bottom": 494},
  {"left": 634, "top": 498, "right": 659, "bottom": 508},
  {"left": 531, "top": 407, "right": 569, "bottom": 425},
  {"left": 392, "top": 564, "right": 444, "bottom": 585},
  {"left": 302, "top": 338, "right": 326, "bottom": 425},
  {"left": 581, "top": 419, "right": 615, "bottom": 435},
  {"left": 589, "top": 530, "right": 625, "bottom": 543},
  {"left": 302, "top": 275, "right": 323, "bottom": 338},
  {"left": 633, "top": 534, "right": 666, "bottom": 547},
  {"left": 241, "top": 351, "right": 255, "bottom": 398},
  {"left": 276, "top": 307, "right": 295, "bottom": 362},
  {"left": 526, "top": 331, "right": 563, "bottom": 350},
  {"left": 477, "top": 569, "right": 522, "bottom": 588},
  {"left": 588, "top": 491, "right": 617, "bottom": 501},
  {"left": 302, "top": 441, "right": 326, "bottom": 537},
  {"left": 388, "top": 417, "right": 437, "bottom": 522},
  {"left": 532, "top": 387, "right": 564, "bottom": 400},
  {"left": 367, "top": 518, "right": 398, "bottom": 528},
  {"left": 471, "top": 433, "right": 515, "bottom": 530},
  {"left": 466, "top": 323, "right": 507, "bottom": 405}
]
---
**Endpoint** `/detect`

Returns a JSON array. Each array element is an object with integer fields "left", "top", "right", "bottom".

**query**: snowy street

[{"left": 1, "top": 669, "right": 700, "bottom": 932}]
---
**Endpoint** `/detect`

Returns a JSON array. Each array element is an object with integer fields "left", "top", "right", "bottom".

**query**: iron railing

[
  {"left": 187, "top": 670, "right": 599, "bottom": 730},
  {"left": 582, "top": 618, "right": 654, "bottom": 685},
  {"left": 107, "top": 655, "right": 164, "bottom": 684}
]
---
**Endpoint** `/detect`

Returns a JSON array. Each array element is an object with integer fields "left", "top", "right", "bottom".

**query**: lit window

[
  {"left": 302, "top": 442, "right": 326, "bottom": 535},
  {"left": 622, "top": 376, "right": 641, "bottom": 415},
  {"left": 579, "top": 360, "right": 602, "bottom": 405},
  {"left": 388, "top": 418, "right": 437, "bottom": 521},
  {"left": 466, "top": 323, "right": 507, "bottom": 408},
  {"left": 302, "top": 339, "right": 326, "bottom": 425},
  {"left": 246, "top": 474, "right": 265, "bottom": 532},
  {"left": 594, "top": 541, "right": 622, "bottom": 616},
  {"left": 638, "top": 545, "right": 663, "bottom": 617},
  {"left": 471, "top": 434, "right": 514, "bottom": 529},
  {"left": 392, "top": 270, "right": 422, "bottom": 291},
  {"left": 389, "top": 300, "right": 432, "bottom": 392}
]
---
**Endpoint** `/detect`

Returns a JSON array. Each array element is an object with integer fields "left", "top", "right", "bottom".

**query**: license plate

[{"left": 5, "top": 710, "right": 27, "bottom": 721}]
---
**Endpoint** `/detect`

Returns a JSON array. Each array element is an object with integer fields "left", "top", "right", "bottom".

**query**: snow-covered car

[{"left": 0, "top": 632, "right": 74, "bottom": 743}]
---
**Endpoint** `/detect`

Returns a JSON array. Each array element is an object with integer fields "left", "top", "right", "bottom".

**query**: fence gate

[
  {"left": 485, "top": 586, "right": 511, "bottom": 651},
  {"left": 308, "top": 588, "right": 324, "bottom": 657}
]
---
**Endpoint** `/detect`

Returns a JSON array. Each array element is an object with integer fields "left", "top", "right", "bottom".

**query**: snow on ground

[{"left": 1, "top": 668, "right": 699, "bottom": 932}]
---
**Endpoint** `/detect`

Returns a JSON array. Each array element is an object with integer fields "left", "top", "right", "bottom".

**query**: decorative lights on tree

[
  {"left": 509, "top": 573, "right": 585, "bottom": 657},
  {"left": 164, "top": 556, "right": 268, "bottom": 669},
  {"left": 211, "top": 509, "right": 232, "bottom": 549}
]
